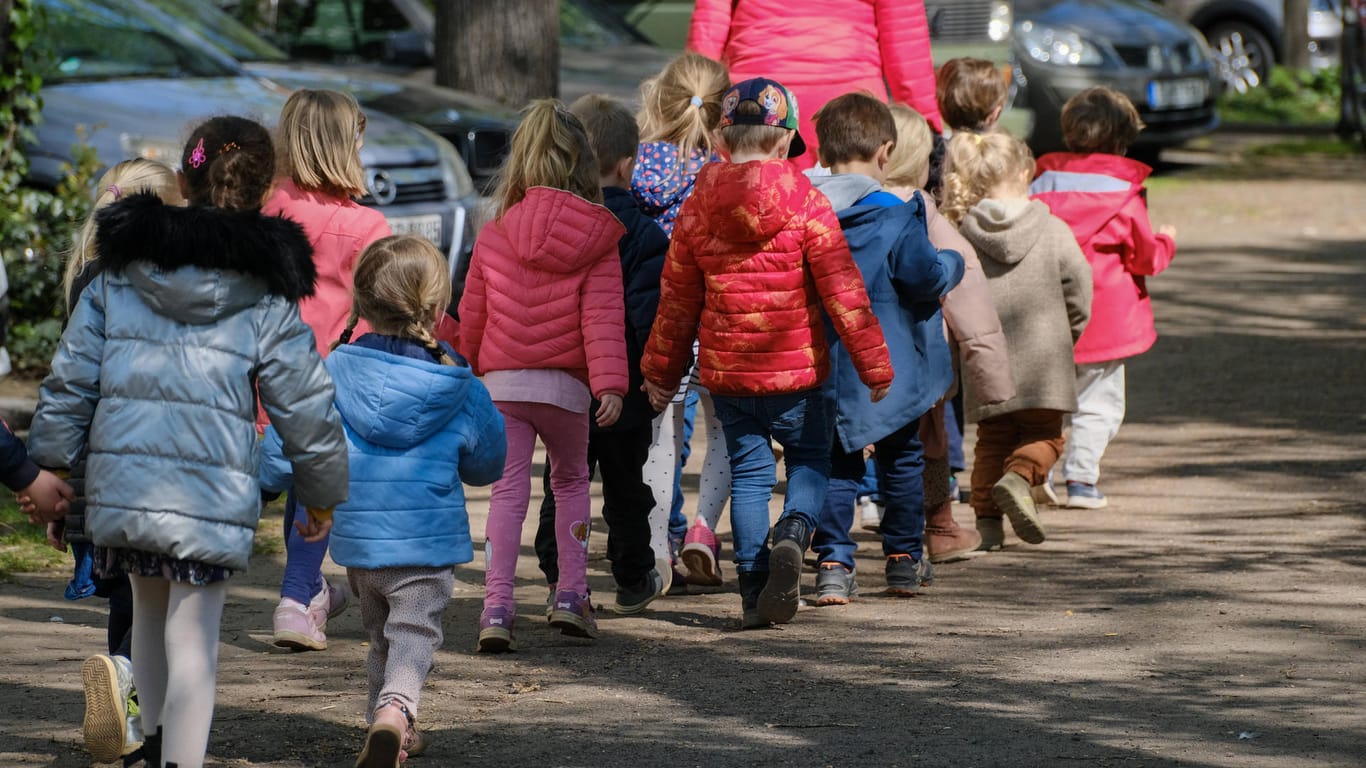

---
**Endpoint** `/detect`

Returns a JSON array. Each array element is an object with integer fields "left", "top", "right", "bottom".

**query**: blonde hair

[
  {"left": 65, "top": 158, "right": 182, "bottom": 308},
  {"left": 277, "top": 89, "right": 367, "bottom": 198},
  {"left": 1062, "top": 86, "right": 1144, "bottom": 155},
  {"left": 337, "top": 235, "right": 455, "bottom": 365},
  {"left": 493, "top": 99, "right": 602, "bottom": 219},
  {"left": 936, "top": 58, "right": 1009, "bottom": 132},
  {"left": 638, "top": 52, "right": 729, "bottom": 164},
  {"left": 941, "top": 129, "right": 1035, "bottom": 225},
  {"left": 884, "top": 104, "right": 934, "bottom": 189}
]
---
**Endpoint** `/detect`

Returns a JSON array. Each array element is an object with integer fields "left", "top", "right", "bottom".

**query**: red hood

[
  {"left": 498, "top": 187, "right": 625, "bottom": 274},
  {"left": 690, "top": 160, "right": 811, "bottom": 243},
  {"left": 1032, "top": 152, "right": 1151, "bottom": 245}
]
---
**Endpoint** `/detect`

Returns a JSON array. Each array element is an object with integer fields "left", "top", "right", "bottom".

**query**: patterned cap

[{"left": 718, "top": 77, "right": 807, "bottom": 158}]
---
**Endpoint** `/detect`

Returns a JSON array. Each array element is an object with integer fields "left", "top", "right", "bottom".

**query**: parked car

[
  {"left": 29, "top": 0, "right": 482, "bottom": 282},
  {"left": 1162, "top": 0, "right": 1342, "bottom": 92}
]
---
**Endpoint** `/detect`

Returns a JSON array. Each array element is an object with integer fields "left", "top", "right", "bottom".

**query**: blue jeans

[
  {"left": 813, "top": 419, "right": 926, "bottom": 568},
  {"left": 281, "top": 493, "right": 329, "bottom": 605},
  {"left": 857, "top": 457, "right": 879, "bottom": 501},
  {"left": 945, "top": 392, "right": 965, "bottom": 473},
  {"left": 712, "top": 390, "right": 833, "bottom": 574},
  {"left": 668, "top": 387, "right": 699, "bottom": 540}
]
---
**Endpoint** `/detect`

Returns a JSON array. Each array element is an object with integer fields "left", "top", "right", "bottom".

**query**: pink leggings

[{"left": 484, "top": 401, "right": 591, "bottom": 609}]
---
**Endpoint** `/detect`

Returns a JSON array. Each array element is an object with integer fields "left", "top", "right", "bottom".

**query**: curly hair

[
  {"left": 180, "top": 116, "right": 275, "bottom": 211},
  {"left": 940, "top": 129, "right": 1035, "bottom": 225}
]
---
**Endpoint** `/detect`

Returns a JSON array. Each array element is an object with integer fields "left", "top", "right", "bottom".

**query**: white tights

[
  {"left": 644, "top": 388, "right": 732, "bottom": 565},
  {"left": 129, "top": 575, "right": 227, "bottom": 768}
]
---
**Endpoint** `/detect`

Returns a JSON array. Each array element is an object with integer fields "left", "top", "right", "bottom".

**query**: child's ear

[
  {"left": 772, "top": 132, "right": 794, "bottom": 160},
  {"left": 986, "top": 103, "right": 1004, "bottom": 128},
  {"left": 615, "top": 156, "right": 635, "bottom": 183},
  {"left": 875, "top": 140, "right": 895, "bottom": 170}
]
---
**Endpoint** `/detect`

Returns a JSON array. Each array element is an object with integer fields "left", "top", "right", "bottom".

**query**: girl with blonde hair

[
  {"left": 459, "top": 100, "right": 628, "bottom": 650},
  {"left": 261, "top": 235, "right": 505, "bottom": 767}
]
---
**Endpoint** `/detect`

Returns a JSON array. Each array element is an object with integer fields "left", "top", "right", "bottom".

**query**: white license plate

[
  {"left": 387, "top": 214, "right": 443, "bottom": 246},
  {"left": 1147, "top": 78, "right": 1208, "bottom": 110}
]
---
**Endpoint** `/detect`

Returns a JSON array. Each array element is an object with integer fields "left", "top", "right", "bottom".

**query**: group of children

[{"left": 12, "top": 46, "right": 1175, "bottom": 768}]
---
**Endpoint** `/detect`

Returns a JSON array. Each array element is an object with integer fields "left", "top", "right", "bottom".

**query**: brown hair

[
  {"left": 884, "top": 104, "right": 934, "bottom": 189},
  {"left": 337, "top": 235, "right": 455, "bottom": 365},
  {"left": 180, "top": 116, "right": 275, "bottom": 211},
  {"left": 941, "top": 129, "right": 1035, "bottom": 225},
  {"left": 719, "top": 100, "right": 790, "bottom": 156},
  {"left": 813, "top": 91, "right": 896, "bottom": 167},
  {"left": 1062, "top": 86, "right": 1144, "bottom": 155},
  {"left": 936, "top": 58, "right": 1009, "bottom": 132},
  {"left": 638, "top": 52, "right": 729, "bottom": 164},
  {"left": 568, "top": 93, "right": 640, "bottom": 175},
  {"left": 277, "top": 89, "right": 368, "bottom": 198},
  {"left": 493, "top": 99, "right": 602, "bottom": 219}
]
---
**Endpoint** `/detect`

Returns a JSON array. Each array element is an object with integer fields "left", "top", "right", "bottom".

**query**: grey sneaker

[
  {"left": 885, "top": 555, "right": 934, "bottom": 597},
  {"left": 991, "top": 472, "right": 1046, "bottom": 544},
  {"left": 814, "top": 563, "right": 858, "bottom": 606},
  {"left": 613, "top": 569, "right": 665, "bottom": 615}
]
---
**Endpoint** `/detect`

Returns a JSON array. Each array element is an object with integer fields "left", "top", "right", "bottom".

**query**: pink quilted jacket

[
  {"left": 457, "top": 187, "right": 629, "bottom": 399},
  {"left": 688, "top": 0, "right": 944, "bottom": 168}
]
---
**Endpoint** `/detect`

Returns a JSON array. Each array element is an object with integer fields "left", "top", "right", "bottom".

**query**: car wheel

[{"left": 1204, "top": 21, "right": 1275, "bottom": 93}]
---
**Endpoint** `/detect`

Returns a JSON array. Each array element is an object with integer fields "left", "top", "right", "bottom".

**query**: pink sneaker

[
  {"left": 548, "top": 590, "right": 598, "bottom": 639},
  {"left": 680, "top": 523, "right": 723, "bottom": 587},
  {"left": 272, "top": 591, "right": 330, "bottom": 651}
]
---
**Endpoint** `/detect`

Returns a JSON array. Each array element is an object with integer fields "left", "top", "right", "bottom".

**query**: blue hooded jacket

[
  {"left": 260, "top": 335, "right": 506, "bottom": 569},
  {"left": 811, "top": 174, "right": 965, "bottom": 452}
]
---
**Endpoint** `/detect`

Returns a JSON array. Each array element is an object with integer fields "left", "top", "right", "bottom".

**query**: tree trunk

[
  {"left": 0, "top": 0, "right": 13, "bottom": 65},
  {"left": 1283, "top": 0, "right": 1313, "bottom": 70},
  {"left": 433, "top": 0, "right": 559, "bottom": 107}
]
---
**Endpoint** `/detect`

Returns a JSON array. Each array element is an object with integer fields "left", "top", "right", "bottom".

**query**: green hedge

[{"left": 1218, "top": 66, "right": 1342, "bottom": 127}]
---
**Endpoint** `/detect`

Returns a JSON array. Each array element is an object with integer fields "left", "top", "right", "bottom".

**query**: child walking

[
  {"left": 263, "top": 88, "right": 392, "bottom": 652},
  {"left": 806, "top": 93, "right": 965, "bottom": 605},
  {"left": 1030, "top": 86, "right": 1177, "bottom": 509},
  {"left": 459, "top": 100, "right": 629, "bottom": 650},
  {"left": 942, "top": 129, "right": 1093, "bottom": 550},
  {"left": 260, "top": 235, "right": 505, "bottom": 768},
  {"left": 28, "top": 116, "right": 349, "bottom": 768},
  {"left": 630, "top": 51, "right": 734, "bottom": 589},
  {"left": 641, "top": 77, "right": 892, "bottom": 629}
]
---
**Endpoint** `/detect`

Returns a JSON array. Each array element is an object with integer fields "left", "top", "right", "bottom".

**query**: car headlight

[
  {"left": 412, "top": 124, "right": 475, "bottom": 201},
  {"left": 120, "top": 134, "right": 184, "bottom": 166},
  {"left": 1016, "top": 21, "right": 1103, "bottom": 66},
  {"left": 988, "top": 1, "right": 1012, "bottom": 43}
]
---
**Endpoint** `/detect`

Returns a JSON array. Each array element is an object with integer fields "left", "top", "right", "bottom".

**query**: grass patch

[
  {"left": 0, "top": 499, "right": 69, "bottom": 577},
  {"left": 1245, "top": 136, "right": 1362, "bottom": 157},
  {"left": 1219, "top": 66, "right": 1341, "bottom": 127},
  {"left": 253, "top": 500, "right": 286, "bottom": 557}
]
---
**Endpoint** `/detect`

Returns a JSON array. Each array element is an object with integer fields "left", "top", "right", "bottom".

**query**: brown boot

[{"left": 924, "top": 500, "right": 984, "bottom": 563}]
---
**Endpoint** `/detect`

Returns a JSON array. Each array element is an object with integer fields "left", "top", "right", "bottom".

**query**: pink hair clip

[
  {"left": 188, "top": 137, "right": 207, "bottom": 168},
  {"left": 106, "top": 184, "right": 122, "bottom": 200}
]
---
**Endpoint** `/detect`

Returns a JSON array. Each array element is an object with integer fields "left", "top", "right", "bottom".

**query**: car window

[
  {"left": 265, "top": 0, "right": 419, "bottom": 62},
  {"left": 37, "top": 0, "right": 242, "bottom": 83},
  {"left": 139, "top": 0, "right": 289, "bottom": 63}
]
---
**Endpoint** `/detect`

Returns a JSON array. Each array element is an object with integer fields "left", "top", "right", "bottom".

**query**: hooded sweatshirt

[
  {"left": 958, "top": 198, "right": 1094, "bottom": 423},
  {"left": 810, "top": 173, "right": 964, "bottom": 451},
  {"left": 642, "top": 160, "right": 892, "bottom": 397},
  {"left": 259, "top": 334, "right": 506, "bottom": 570},
  {"left": 631, "top": 142, "right": 713, "bottom": 237}
]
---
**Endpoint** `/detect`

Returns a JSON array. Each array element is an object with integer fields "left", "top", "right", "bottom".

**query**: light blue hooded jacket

[{"left": 260, "top": 338, "right": 506, "bottom": 569}]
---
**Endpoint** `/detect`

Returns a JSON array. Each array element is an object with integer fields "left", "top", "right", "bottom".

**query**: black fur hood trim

[{"left": 95, "top": 192, "right": 317, "bottom": 301}]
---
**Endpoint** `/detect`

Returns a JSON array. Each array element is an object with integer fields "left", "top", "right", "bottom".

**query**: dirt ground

[{"left": 1, "top": 141, "right": 1364, "bottom": 768}]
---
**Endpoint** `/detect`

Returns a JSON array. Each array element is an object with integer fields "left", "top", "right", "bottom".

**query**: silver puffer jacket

[{"left": 29, "top": 194, "right": 349, "bottom": 570}]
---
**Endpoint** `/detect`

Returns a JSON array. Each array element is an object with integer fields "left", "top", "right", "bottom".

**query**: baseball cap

[{"left": 719, "top": 77, "right": 807, "bottom": 158}]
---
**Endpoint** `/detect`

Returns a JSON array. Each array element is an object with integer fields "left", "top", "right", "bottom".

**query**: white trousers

[{"left": 1063, "top": 361, "right": 1126, "bottom": 485}]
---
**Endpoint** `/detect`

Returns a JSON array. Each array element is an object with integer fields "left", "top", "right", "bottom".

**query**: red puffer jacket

[
  {"left": 688, "top": 0, "right": 943, "bottom": 168},
  {"left": 458, "top": 187, "right": 629, "bottom": 398},
  {"left": 641, "top": 160, "right": 892, "bottom": 396}
]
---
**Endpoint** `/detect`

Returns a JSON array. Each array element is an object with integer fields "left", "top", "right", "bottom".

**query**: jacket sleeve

[
  {"left": 624, "top": 220, "right": 668, "bottom": 351},
  {"left": 255, "top": 299, "right": 349, "bottom": 510},
  {"left": 804, "top": 194, "right": 894, "bottom": 390},
  {"left": 257, "top": 425, "right": 294, "bottom": 494},
  {"left": 641, "top": 226, "right": 705, "bottom": 388},
  {"left": 1123, "top": 189, "right": 1175, "bottom": 277},
  {"left": 455, "top": 249, "right": 488, "bottom": 376},
  {"left": 28, "top": 274, "right": 108, "bottom": 471},
  {"left": 874, "top": 0, "right": 944, "bottom": 132},
  {"left": 581, "top": 246, "right": 630, "bottom": 399},
  {"left": 686, "top": 0, "right": 732, "bottom": 58},
  {"left": 0, "top": 424, "right": 39, "bottom": 492},
  {"left": 888, "top": 196, "right": 964, "bottom": 303},
  {"left": 1055, "top": 221, "right": 1095, "bottom": 345},
  {"left": 455, "top": 378, "right": 506, "bottom": 487}
]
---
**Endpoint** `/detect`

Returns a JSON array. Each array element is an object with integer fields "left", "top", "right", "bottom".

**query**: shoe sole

[
  {"left": 355, "top": 723, "right": 403, "bottom": 768},
  {"left": 81, "top": 656, "right": 126, "bottom": 763},
  {"left": 757, "top": 540, "right": 802, "bottom": 624},
  {"left": 1064, "top": 496, "right": 1109, "bottom": 510},
  {"left": 273, "top": 630, "right": 327, "bottom": 652},
  {"left": 548, "top": 610, "right": 599, "bottom": 639},
  {"left": 476, "top": 627, "right": 517, "bottom": 653},
  {"left": 613, "top": 578, "right": 664, "bottom": 615},
  {"left": 992, "top": 478, "right": 1046, "bottom": 544},
  {"left": 928, "top": 548, "right": 986, "bottom": 564},
  {"left": 679, "top": 544, "right": 723, "bottom": 587}
]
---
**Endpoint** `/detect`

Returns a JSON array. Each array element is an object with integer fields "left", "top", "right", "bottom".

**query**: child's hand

[
  {"left": 595, "top": 394, "right": 623, "bottom": 428},
  {"left": 642, "top": 380, "right": 673, "bottom": 412},
  {"left": 1159, "top": 224, "right": 1177, "bottom": 240},
  {"left": 869, "top": 386, "right": 890, "bottom": 403},
  {"left": 295, "top": 507, "right": 334, "bottom": 543},
  {"left": 45, "top": 521, "right": 67, "bottom": 552},
  {"left": 17, "top": 470, "right": 76, "bottom": 525}
]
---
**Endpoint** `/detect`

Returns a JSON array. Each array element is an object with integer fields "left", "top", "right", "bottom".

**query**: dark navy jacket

[{"left": 0, "top": 423, "right": 38, "bottom": 492}]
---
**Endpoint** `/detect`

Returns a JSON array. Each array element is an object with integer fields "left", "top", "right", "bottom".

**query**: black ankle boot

[
  {"left": 140, "top": 726, "right": 161, "bottom": 768},
  {"left": 737, "top": 571, "right": 769, "bottom": 630},
  {"left": 758, "top": 516, "right": 810, "bottom": 624}
]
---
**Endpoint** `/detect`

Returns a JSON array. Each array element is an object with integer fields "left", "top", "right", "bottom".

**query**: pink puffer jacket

[
  {"left": 688, "top": 0, "right": 943, "bottom": 168},
  {"left": 457, "top": 187, "right": 629, "bottom": 399}
]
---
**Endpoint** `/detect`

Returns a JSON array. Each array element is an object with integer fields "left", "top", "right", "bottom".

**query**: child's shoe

[
  {"left": 885, "top": 554, "right": 934, "bottom": 596},
  {"left": 272, "top": 596, "right": 328, "bottom": 651},
  {"left": 1064, "top": 480, "right": 1109, "bottom": 509},
  {"left": 680, "top": 522, "right": 724, "bottom": 586},
  {"left": 976, "top": 517, "right": 1005, "bottom": 551},
  {"left": 668, "top": 536, "right": 689, "bottom": 594},
  {"left": 757, "top": 516, "right": 810, "bottom": 624},
  {"left": 858, "top": 495, "right": 882, "bottom": 532},
  {"left": 613, "top": 568, "right": 665, "bottom": 615},
  {"left": 991, "top": 472, "right": 1046, "bottom": 544},
  {"left": 924, "top": 500, "right": 984, "bottom": 563},
  {"left": 737, "top": 571, "right": 770, "bottom": 630},
  {"left": 814, "top": 563, "right": 857, "bottom": 606},
  {"left": 548, "top": 590, "right": 598, "bottom": 638},
  {"left": 1033, "top": 471, "right": 1060, "bottom": 506},
  {"left": 82, "top": 653, "right": 135, "bottom": 763},
  {"left": 356, "top": 703, "right": 408, "bottom": 768},
  {"left": 477, "top": 605, "right": 518, "bottom": 653}
]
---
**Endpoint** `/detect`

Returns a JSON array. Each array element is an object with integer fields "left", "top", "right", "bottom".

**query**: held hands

[
  {"left": 869, "top": 386, "right": 890, "bottom": 403},
  {"left": 15, "top": 469, "right": 76, "bottom": 525},
  {"left": 46, "top": 521, "right": 67, "bottom": 552},
  {"left": 294, "top": 507, "right": 334, "bottom": 543},
  {"left": 642, "top": 380, "right": 673, "bottom": 412},
  {"left": 595, "top": 394, "right": 623, "bottom": 428}
]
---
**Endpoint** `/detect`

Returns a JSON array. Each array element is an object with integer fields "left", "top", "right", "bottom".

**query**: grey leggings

[{"left": 348, "top": 566, "right": 454, "bottom": 722}]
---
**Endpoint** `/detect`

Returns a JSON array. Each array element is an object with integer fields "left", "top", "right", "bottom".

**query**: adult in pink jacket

[{"left": 687, "top": 0, "right": 943, "bottom": 169}]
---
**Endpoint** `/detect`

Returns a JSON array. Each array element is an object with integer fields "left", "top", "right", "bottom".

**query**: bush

[{"left": 1218, "top": 66, "right": 1343, "bottom": 126}]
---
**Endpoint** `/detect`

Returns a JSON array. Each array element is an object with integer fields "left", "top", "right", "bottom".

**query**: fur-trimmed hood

[{"left": 95, "top": 193, "right": 316, "bottom": 323}]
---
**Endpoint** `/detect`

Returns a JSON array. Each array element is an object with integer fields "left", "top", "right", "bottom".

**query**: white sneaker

[
  {"left": 858, "top": 496, "right": 882, "bottom": 532},
  {"left": 1032, "top": 477, "right": 1060, "bottom": 506}
]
